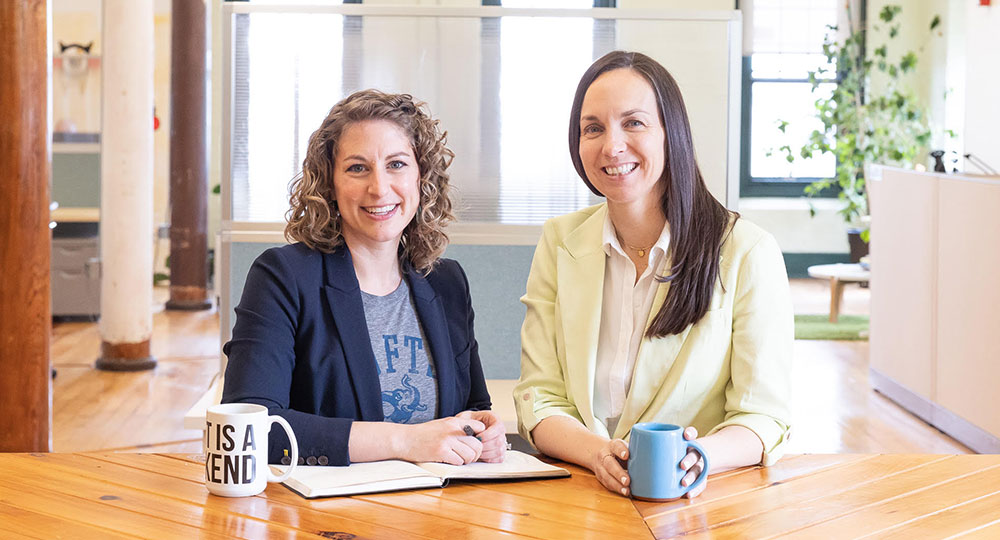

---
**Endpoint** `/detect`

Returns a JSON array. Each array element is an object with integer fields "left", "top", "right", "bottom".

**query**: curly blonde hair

[{"left": 285, "top": 89, "right": 456, "bottom": 273}]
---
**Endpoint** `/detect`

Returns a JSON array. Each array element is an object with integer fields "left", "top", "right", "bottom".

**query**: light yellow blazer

[{"left": 514, "top": 203, "right": 793, "bottom": 465}]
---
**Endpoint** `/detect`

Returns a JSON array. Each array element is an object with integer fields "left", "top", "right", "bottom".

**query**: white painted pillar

[{"left": 97, "top": 0, "right": 156, "bottom": 371}]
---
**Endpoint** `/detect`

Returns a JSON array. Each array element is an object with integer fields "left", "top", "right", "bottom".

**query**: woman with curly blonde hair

[{"left": 223, "top": 90, "right": 506, "bottom": 467}]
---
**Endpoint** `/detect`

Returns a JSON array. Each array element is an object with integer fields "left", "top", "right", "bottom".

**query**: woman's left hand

[
  {"left": 680, "top": 426, "right": 707, "bottom": 499},
  {"left": 457, "top": 410, "right": 508, "bottom": 463}
]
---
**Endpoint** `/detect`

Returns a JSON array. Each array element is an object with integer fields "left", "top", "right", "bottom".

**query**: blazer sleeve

[
  {"left": 707, "top": 232, "right": 794, "bottom": 466},
  {"left": 453, "top": 262, "right": 492, "bottom": 412},
  {"left": 221, "top": 247, "right": 354, "bottom": 465},
  {"left": 514, "top": 220, "right": 586, "bottom": 446}
]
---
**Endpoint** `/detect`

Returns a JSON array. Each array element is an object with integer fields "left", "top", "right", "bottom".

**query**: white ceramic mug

[{"left": 204, "top": 403, "right": 298, "bottom": 497}]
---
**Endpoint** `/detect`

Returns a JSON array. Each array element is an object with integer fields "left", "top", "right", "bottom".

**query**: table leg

[{"left": 829, "top": 277, "right": 845, "bottom": 323}]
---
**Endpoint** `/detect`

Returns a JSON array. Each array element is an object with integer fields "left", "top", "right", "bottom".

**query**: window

[
  {"left": 742, "top": 0, "right": 838, "bottom": 197},
  {"left": 495, "top": 0, "right": 598, "bottom": 223},
  {"left": 230, "top": 1, "right": 636, "bottom": 224},
  {"left": 233, "top": 4, "right": 346, "bottom": 222}
]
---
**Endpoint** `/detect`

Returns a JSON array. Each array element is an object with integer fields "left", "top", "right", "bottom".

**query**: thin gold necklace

[{"left": 621, "top": 240, "right": 653, "bottom": 258}]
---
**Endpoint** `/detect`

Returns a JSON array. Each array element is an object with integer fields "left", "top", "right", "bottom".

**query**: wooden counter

[{"left": 868, "top": 166, "right": 1000, "bottom": 453}]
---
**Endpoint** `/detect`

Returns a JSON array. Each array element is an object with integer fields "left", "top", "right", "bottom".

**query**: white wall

[
  {"left": 52, "top": 0, "right": 102, "bottom": 133},
  {"left": 867, "top": 0, "right": 950, "bottom": 159},
  {"left": 942, "top": 0, "right": 965, "bottom": 162},
  {"left": 962, "top": 2, "right": 1000, "bottom": 174},
  {"left": 863, "top": 0, "right": 999, "bottom": 175},
  {"left": 739, "top": 198, "right": 849, "bottom": 253}
]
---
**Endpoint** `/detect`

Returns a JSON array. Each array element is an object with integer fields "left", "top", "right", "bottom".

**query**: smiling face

[
  {"left": 332, "top": 119, "right": 421, "bottom": 252},
  {"left": 578, "top": 68, "right": 666, "bottom": 210}
]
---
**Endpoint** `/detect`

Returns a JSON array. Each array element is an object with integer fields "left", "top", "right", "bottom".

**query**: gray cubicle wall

[
  {"left": 443, "top": 244, "right": 534, "bottom": 379},
  {"left": 226, "top": 239, "right": 535, "bottom": 379},
  {"left": 52, "top": 142, "right": 101, "bottom": 208}
]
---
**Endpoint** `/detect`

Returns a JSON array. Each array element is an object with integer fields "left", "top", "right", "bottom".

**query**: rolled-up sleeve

[
  {"left": 514, "top": 221, "right": 585, "bottom": 446},
  {"left": 708, "top": 232, "right": 794, "bottom": 466}
]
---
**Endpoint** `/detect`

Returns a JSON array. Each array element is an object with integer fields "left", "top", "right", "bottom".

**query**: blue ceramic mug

[{"left": 627, "top": 423, "right": 710, "bottom": 500}]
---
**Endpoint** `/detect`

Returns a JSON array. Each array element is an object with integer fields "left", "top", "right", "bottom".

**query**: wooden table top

[{"left": 1, "top": 452, "right": 998, "bottom": 539}]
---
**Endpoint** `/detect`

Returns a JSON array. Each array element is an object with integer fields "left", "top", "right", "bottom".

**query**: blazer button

[
  {"left": 297, "top": 457, "right": 305, "bottom": 465},
  {"left": 280, "top": 456, "right": 291, "bottom": 466},
  {"left": 306, "top": 456, "right": 318, "bottom": 466},
  {"left": 317, "top": 456, "right": 329, "bottom": 466}
]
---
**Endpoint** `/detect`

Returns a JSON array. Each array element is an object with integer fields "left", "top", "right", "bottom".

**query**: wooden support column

[
  {"left": 96, "top": 0, "right": 156, "bottom": 371},
  {"left": 0, "top": 0, "right": 52, "bottom": 451},
  {"left": 166, "top": 0, "right": 211, "bottom": 311}
]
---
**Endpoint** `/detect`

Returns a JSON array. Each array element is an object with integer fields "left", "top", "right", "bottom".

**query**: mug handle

[
  {"left": 266, "top": 415, "right": 298, "bottom": 483},
  {"left": 682, "top": 440, "right": 710, "bottom": 494}
]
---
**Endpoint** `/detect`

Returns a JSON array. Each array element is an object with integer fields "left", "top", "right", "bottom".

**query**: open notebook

[{"left": 270, "top": 450, "right": 570, "bottom": 499}]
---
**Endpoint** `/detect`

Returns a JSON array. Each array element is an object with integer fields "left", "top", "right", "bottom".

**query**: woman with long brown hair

[
  {"left": 514, "top": 51, "right": 793, "bottom": 497},
  {"left": 223, "top": 90, "right": 505, "bottom": 467}
]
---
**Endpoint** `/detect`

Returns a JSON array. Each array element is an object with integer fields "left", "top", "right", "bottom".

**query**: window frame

[{"left": 739, "top": 1, "right": 849, "bottom": 199}]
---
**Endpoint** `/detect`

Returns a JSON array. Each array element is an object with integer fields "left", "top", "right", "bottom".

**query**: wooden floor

[
  {"left": 50, "top": 280, "right": 971, "bottom": 454},
  {"left": 51, "top": 288, "right": 218, "bottom": 453}
]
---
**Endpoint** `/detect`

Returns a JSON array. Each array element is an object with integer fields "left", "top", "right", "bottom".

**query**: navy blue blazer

[{"left": 221, "top": 243, "right": 491, "bottom": 466}]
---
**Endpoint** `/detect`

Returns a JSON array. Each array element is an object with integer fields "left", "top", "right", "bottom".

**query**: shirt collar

[{"left": 601, "top": 214, "right": 625, "bottom": 257}]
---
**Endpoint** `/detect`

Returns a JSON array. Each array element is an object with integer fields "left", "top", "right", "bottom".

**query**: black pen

[{"left": 462, "top": 425, "right": 481, "bottom": 440}]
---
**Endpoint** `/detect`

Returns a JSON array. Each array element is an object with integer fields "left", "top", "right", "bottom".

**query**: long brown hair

[
  {"left": 285, "top": 89, "right": 455, "bottom": 273},
  {"left": 568, "top": 51, "right": 735, "bottom": 337}
]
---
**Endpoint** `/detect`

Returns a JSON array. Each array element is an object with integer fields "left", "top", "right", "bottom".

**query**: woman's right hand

[
  {"left": 398, "top": 416, "right": 486, "bottom": 465},
  {"left": 591, "top": 438, "right": 632, "bottom": 496}
]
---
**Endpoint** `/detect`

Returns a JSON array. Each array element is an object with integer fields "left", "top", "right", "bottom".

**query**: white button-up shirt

[{"left": 594, "top": 214, "right": 671, "bottom": 436}]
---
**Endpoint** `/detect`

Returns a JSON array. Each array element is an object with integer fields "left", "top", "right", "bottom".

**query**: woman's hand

[
  {"left": 457, "top": 410, "right": 507, "bottom": 463},
  {"left": 680, "top": 426, "right": 707, "bottom": 499},
  {"left": 591, "top": 438, "right": 632, "bottom": 497},
  {"left": 398, "top": 416, "right": 485, "bottom": 465}
]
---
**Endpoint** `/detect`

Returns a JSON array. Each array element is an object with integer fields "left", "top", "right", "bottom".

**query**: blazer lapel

[
  {"left": 613, "top": 255, "right": 724, "bottom": 440},
  {"left": 406, "top": 267, "right": 459, "bottom": 416},
  {"left": 321, "top": 247, "right": 383, "bottom": 420},
  {"left": 557, "top": 206, "right": 608, "bottom": 435}
]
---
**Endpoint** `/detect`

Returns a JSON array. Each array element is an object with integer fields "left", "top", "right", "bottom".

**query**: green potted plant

[{"left": 777, "top": 4, "right": 942, "bottom": 255}]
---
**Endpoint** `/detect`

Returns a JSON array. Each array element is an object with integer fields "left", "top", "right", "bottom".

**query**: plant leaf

[
  {"left": 930, "top": 15, "right": 941, "bottom": 30},
  {"left": 879, "top": 5, "right": 901, "bottom": 23},
  {"left": 900, "top": 51, "right": 917, "bottom": 72}
]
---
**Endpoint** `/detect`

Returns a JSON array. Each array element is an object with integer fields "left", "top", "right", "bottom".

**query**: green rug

[{"left": 794, "top": 314, "right": 869, "bottom": 341}]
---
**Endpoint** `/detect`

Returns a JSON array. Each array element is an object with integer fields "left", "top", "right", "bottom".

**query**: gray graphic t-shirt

[{"left": 360, "top": 279, "right": 438, "bottom": 424}]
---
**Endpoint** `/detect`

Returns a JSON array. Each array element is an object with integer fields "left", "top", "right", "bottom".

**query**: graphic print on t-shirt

[
  {"left": 361, "top": 279, "right": 438, "bottom": 425},
  {"left": 381, "top": 372, "right": 428, "bottom": 422}
]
